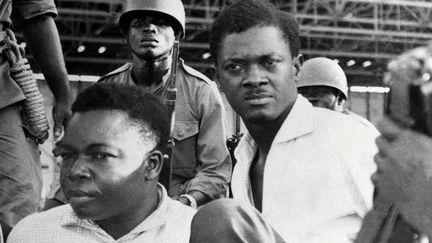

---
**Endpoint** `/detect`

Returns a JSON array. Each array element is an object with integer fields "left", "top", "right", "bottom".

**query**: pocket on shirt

[
  {"left": 172, "top": 121, "right": 199, "bottom": 178},
  {"left": 173, "top": 121, "right": 199, "bottom": 141}
]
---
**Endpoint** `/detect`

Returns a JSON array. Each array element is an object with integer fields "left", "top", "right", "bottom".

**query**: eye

[
  {"left": 224, "top": 63, "right": 244, "bottom": 73},
  {"left": 59, "top": 152, "right": 74, "bottom": 161},
  {"left": 263, "top": 58, "right": 281, "bottom": 67},
  {"left": 155, "top": 19, "right": 170, "bottom": 27},
  {"left": 90, "top": 152, "right": 114, "bottom": 160},
  {"left": 130, "top": 20, "right": 144, "bottom": 28}
]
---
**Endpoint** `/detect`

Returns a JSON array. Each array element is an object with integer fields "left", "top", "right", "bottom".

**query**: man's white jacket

[{"left": 232, "top": 95, "right": 379, "bottom": 243}]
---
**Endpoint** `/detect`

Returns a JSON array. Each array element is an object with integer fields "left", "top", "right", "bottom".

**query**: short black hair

[
  {"left": 209, "top": 0, "right": 300, "bottom": 63},
  {"left": 72, "top": 83, "right": 169, "bottom": 152}
]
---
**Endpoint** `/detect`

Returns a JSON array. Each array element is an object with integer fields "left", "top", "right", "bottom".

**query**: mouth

[
  {"left": 245, "top": 93, "right": 273, "bottom": 105},
  {"left": 66, "top": 190, "right": 97, "bottom": 204},
  {"left": 140, "top": 37, "right": 158, "bottom": 44}
]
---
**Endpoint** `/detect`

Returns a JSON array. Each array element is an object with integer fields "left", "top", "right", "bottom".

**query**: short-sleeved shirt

[
  {"left": 7, "top": 185, "right": 196, "bottom": 243},
  {"left": 0, "top": 0, "right": 57, "bottom": 110},
  {"left": 99, "top": 60, "right": 232, "bottom": 199}
]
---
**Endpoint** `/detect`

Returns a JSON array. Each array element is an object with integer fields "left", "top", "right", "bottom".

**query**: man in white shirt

[
  {"left": 203, "top": 0, "right": 378, "bottom": 242},
  {"left": 7, "top": 83, "right": 196, "bottom": 243}
]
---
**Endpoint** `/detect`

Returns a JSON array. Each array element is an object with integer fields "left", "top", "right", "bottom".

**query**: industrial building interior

[{"left": 16, "top": 0, "right": 432, "bottom": 198}]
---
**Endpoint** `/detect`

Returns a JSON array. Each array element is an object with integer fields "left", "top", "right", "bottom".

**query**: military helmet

[
  {"left": 119, "top": 0, "right": 186, "bottom": 38},
  {"left": 297, "top": 57, "right": 348, "bottom": 99}
]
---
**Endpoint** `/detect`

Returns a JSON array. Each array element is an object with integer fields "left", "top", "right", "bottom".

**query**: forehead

[
  {"left": 218, "top": 25, "right": 291, "bottom": 60},
  {"left": 63, "top": 110, "right": 138, "bottom": 145}
]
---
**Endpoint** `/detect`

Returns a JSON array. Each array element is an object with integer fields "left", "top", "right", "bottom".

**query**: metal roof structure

[{"left": 19, "top": 0, "right": 432, "bottom": 86}]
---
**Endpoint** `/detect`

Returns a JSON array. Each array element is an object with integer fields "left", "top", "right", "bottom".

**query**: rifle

[
  {"left": 226, "top": 113, "right": 243, "bottom": 167},
  {"left": 160, "top": 37, "right": 180, "bottom": 190},
  {"left": 355, "top": 45, "right": 432, "bottom": 243}
]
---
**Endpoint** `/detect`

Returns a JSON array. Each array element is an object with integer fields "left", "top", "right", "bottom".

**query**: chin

[
  {"left": 74, "top": 210, "right": 108, "bottom": 222},
  {"left": 70, "top": 203, "right": 100, "bottom": 220},
  {"left": 136, "top": 51, "right": 157, "bottom": 60},
  {"left": 243, "top": 113, "right": 275, "bottom": 125}
]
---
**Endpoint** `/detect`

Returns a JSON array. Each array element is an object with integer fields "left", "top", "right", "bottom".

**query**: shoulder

[
  {"left": 8, "top": 205, "right": 69, "bottom": 241},
  {"left": 98, "top": 63, "right": 133, "bottom": 82},
  {"left": 180, "top": 60, "right": 213, "bottom": 86},
  {"left": 312, "top": 107, "right": 379, "bottom": 140},
  {"left": 167, "top": 198, "right": 197, "bottom": 219},
  {"left": 344, "top": 109, "right": 380, "bottom": 135},
  {"left": 14, "top": 204, "right": 67, "bottom": 227}
]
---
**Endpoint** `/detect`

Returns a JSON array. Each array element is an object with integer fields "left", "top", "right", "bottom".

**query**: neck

[
  {"left": 95, "top": 184, "right": 160, "bottom": 240},
  {"left": 245, "top": 106, "right": 292, "bottom": 154},
  {"left": 131, "top": 52, "right": 173, "bottom": 87}
]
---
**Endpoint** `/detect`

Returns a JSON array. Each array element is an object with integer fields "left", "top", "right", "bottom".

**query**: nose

[
  {"left": 141, "top": 21, "right": 157, "bottom": 34},
  {"left": 67, "top": 156, "right": 91, "bottom": 181},
  {"left": 243, "top": 64, "right": 268, "bottom": 87}
]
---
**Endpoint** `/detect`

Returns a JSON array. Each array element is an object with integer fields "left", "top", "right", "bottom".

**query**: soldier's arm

[{"left": 22, "top": 15, "right": 72, "bottom": 138}]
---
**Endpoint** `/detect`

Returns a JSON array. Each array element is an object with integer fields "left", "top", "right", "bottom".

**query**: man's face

[
  {"left": 216, "top": 26, "right": 300, "bottom": 124},
  {"left": 58, "top": 110, "right": 156, "bottom": 221},
  {"left": 298, "top": 86, "right": 342, "bottom": 111},
  {"left": 126, "top": 14, "right": 175, "bottom": 59}
]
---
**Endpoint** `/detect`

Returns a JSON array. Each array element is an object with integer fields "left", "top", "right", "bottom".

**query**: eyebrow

[
  {"left": 56, "top": 143, "right": 114, "bottom": 151},
  {"left": 223, "top": 54, "right": 280, "bottom": 63}
]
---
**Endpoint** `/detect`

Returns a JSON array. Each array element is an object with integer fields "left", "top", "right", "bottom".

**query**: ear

[
  {"left": 211, "top": 65, "right": 218, "bottom": 80},
  {"left": 144, "top": 150, "right": 163, "bottom": 180},
  {"left": 211, "top": 64, "right": 223, "bottom": 87},
  {"left": 292, "top": 53, "right": 303, "bottom": 82},
  {"left": 338, "top": 97, "right": 346, "bottom": 106}
]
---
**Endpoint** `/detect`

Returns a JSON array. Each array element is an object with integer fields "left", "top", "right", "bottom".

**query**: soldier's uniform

[
  {"left": 99, "top": 60, "right": 232, "bottom": 199},
  {"left": 0, "top": 0, "right": 58, "bottom": 226}
]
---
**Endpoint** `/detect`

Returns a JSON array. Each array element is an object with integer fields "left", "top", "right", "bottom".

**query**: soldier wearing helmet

[
  {"left": 45, "top": 0, "right": 232, "bottom": 210},
  {"left": 297, "top": 57, "right": 348, "bottom": 112},
  {"left": 297, "top": 57, "right": 378, "bottom": 131}
]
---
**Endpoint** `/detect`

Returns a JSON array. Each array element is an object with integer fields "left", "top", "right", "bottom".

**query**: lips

[
  {"left": 66, "top": 190, "right": 97, "bottom": 205},
  {"left": 140, "top": 36, "right": 158, "bottom": 43},
  {"left": 244, "top": 92, "right": 273, "bottom": 105}
]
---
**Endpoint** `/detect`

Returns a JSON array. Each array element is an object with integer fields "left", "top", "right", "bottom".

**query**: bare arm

[{"left": 22, "top": 15, "right": 72, "bottom": 138}]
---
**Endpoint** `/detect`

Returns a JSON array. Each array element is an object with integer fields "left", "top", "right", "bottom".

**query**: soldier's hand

[{"left": 52, "top": 99, "right": 72, "bottom": 138}]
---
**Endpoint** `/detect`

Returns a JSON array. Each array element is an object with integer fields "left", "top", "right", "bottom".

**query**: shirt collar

[
  {"left": 61, "top": 184, "right": 170, "bottom": 239},
  {"left": 239, "top": 95, "right": 314, "bottom": 146},
  {"left": 272, "top": 94, "right": 314, "bottom": 143},
  {"left": 235, "top": 95, "right": 314, "bottom": 163}
]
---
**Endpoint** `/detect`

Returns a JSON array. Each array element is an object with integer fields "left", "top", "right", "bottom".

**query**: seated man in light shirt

[
  {"left": 7, "top": 83, "right": 196, "bottom": 243},
  {"left": 204, "top": 0, "right": 378, "bottom": 242}
]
